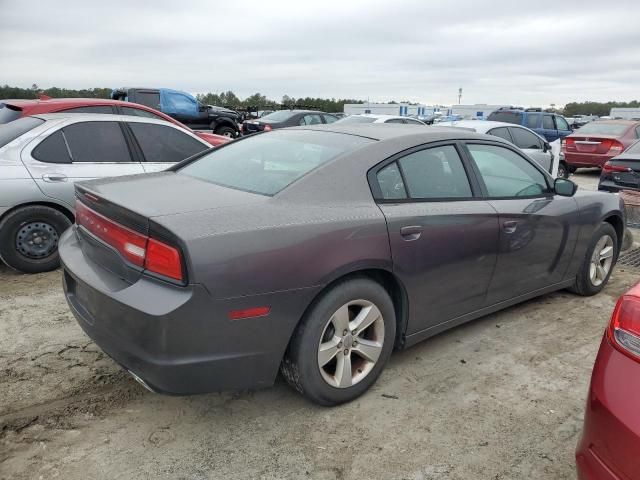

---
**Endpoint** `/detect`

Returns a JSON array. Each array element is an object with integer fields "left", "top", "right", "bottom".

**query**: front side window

[
  {"left": 178, "top": 130, "right": 373, "bottom": 195},
  {"left": 555, "top": 116, "right": 570, "bottom": 131},
  {"left": 542, "top": 115, "right": 555, "bottom": 130},
  {"left": 32, "top": 130, "right": 71, "bottom": 163},
  {"left": 396, "top": 145, "right": 472, "bottom": 199},
  {"left": 509, "top": 127, "right": 543, "bottom": 150},
  {"left": 129, "top": 123, "right": 207, "bottom": 163},
  {"left": 63, "top": 121, "right": 132, "bottom": 163},
  {"left": 467, "top": 144, "right": 548, "bottom": 198},
  {"left": 404, "top": 118, "right": 424, "bottom": 125},
  {"left": 323, "top": 114, "right": 338, "bottom": 124},
  {"left": 385, "top": 118, "right": 404, "bottom": 124}
]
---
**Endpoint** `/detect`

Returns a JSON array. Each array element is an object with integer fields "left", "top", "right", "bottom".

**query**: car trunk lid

[{"left": 566, "top": 134, "right": 625, "bottom": 155}]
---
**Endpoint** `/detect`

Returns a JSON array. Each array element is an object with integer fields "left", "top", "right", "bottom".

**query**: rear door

[
  {"left": 541, "top": 114, "right": 559, "bottom": 142},
  {"left": 463, "top": 142, "right": 579, "bottom": 304},
  {"left": 554, "top": 115, "right": 572, "bottom": 140},
  {"left": 22, "top": 120, "right": 144, "bottom": 208},
  {"left": 372, "top": 143, "right": 499, "bottom": 334},
  {"left": 126, "top": 122, "right": 209, "bottom": 173}
]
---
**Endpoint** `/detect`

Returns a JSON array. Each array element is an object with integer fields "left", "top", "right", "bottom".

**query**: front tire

[
  {"left": 557, "top": 161, "right": 570, "bottom": 179},
  {"left": 214, "top": 125, "right": 236, "bottom": 138},
  {"left": 569, "top": 222, "right": 618, "bottom": 296},
  {"left": 281, "top": 278, "right": 396, "bottom": 406},
  {"left": 0, "top": 205, "right": 72, "bottom": 273}
]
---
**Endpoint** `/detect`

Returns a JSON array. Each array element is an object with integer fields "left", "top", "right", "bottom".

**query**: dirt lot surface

[{"left": 2, "top": 170, "right": 638, "bottom": 480}]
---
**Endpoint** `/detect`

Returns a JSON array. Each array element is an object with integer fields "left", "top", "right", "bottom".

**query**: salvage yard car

[
  {"left": 59, "top": 124, "right": 625, "bottom": 406},
  {"left": 335, "top": 114, "right": 426, "bottom": 125},
  {"left": 0, "top": 113, "right": 211, "bottom": 273},
  {"left": 241, "top": 109, "right": 339, "bottom": 134},
  {"left": 598, "top": 139, "right": 640, "bottom": 192}
]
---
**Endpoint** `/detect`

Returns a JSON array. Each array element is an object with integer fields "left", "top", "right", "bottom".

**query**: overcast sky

[{"left": 1, "top": 0, "right": 639, "bottom": 107}]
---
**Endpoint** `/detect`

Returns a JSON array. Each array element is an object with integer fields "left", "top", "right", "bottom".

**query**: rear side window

[
  {"left": 510, "top": 127, "right": 543, "bottom": 149},
  {"left": 555, "top": 116, "right": 570, "bottom": 131},
  {"left": 396, "top": 145, "right": 472, "bottom": 199},
  {"left": 487, "top": 127, "right": 513, "bottom": 142},
  {"left": 542, "top": 115, "right": 555, "bottom": 129},
  {"left": 128, "top": 123, "right": 207, "bottom": 163},
  {"left": 179, "top": 130, "right": 373, "bottom": 195},
  {"left": 299, "top": 114, "right": 323, "bottom": 125},
  {"left": 61, "top": 106, "right": 115, "bottom": 114},
  {"left": 63, "top": 121, "right": 132, "bottom": 163},
  {"left": 377, "top": 162, "right": 407, "bottom": 200},
  {"left": 32, "top": 131, "right": 72, "bottom": 163},
  {"left": 323, "top": 114, "right": 338, "bottom": 124},
  {"left": 121, "top": 107, "right": 167, "bottom": 122},
  {"left": 0, "top": 117, "right": 44, "bottom": 148},
  {"left": 525, "top": 114, "right": 540, "bottom": 129},
  {"left": 487, "top": 111, "right": 523, "bottom": 124},
  {"left": 0, "top": 103, "right": 23, "bottom": 124}
]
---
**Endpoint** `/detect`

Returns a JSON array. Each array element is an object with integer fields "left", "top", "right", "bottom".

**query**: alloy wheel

[
  {"left": 317, "top": 299, "right": 385, "bottom": 388},
  {"left": 590, "top": 235, "right": 614, "bottom": 287}
]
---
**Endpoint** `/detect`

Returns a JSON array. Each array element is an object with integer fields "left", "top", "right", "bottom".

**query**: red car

[
  {"left": 563, "top": 120, "right": 640, "bottom": 171},
  {"left": 0, "top": 96, "right": 230, "bottom": 147},
  {"left": 576, "top": 282, "right": 640, "bottom": 479}
]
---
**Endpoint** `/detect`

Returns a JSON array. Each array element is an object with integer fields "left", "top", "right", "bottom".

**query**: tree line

[
  {"left": 563, "top": 100, "right": 640, "bottom": 117},
  {"left": 0, "top": 84, "right": 362, "bottom": 113}
]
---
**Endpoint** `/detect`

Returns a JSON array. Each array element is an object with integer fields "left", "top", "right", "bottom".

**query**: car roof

[
  {"left": 589, "top": 119, "right": 640, "bottom": 125},
  {"left": 291, "top": 123, "right": 491, "bottom": 142},
  {"left": 3, "top": 97, "right": 132, "bottom": 108},
  {"left": 355, "top": 114, "right": 407, "bottom": 120},
  {"left": 29, "top": 112, "right": 177, "bottom": 125}
]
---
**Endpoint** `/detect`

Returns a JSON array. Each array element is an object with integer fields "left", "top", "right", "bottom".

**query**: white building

[
  {"left": 343, "top": 103, "right": 446, "bottom": 117},
  {"left": 610, "top": 108, "right": 640, "bottom": 120},
  {"left": 449, "top": 104, "right": 511, "bottom": 120}
]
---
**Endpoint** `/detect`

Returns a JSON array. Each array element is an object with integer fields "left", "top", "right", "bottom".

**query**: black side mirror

[
  {"left": 554, "top": 177, "right": 577, "bottom": 197},
  {"left": 543, "top": 142, "right": 551, "bottom": 152}
]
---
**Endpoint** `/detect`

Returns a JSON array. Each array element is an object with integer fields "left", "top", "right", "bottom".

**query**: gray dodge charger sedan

[{"left": 60, "top": 124, "right": 625, "bottom": 405}]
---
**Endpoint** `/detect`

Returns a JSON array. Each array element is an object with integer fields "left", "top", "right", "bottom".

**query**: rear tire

[
  {"left": 568, "top": 223, "right": 618, "bottom": 296},
  {"left": 281, "top": 277, "right": 396, "bottom": 406},
  {"left": 557, "top": 161, "right": 570, "bottom": 179},
  {"left": 0, "top": 205, "right": 72, "bottom": 273}
]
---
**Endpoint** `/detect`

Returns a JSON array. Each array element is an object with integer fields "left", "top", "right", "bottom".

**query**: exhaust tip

[{"left": 128, "top": 370, "right": 156, "bottom": 393}]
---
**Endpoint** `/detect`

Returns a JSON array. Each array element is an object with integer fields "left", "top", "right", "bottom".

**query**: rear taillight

[
  {"left": 608, "top": 140, "right": 624, "bottom": 154},
  {"left": 608, "top": 295, "right": 640, "bottom": 361},
  {"left": 263, "top": 124, "right": 272, "bottom": 132},
  {"left": 75, "top": 200, "right": 184, "bottom": 282},
  {"left": 602, "top": 162, "right": 631, "bottom": 173},
  {"left": 563, "top": 138, "right": 574, "bottom": 151}
]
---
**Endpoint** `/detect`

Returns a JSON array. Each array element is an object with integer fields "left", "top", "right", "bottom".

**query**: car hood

[
  {"left": 207, "top": 105, "right": 238, "bottom": 117},
  {"left": 77, "top": 171, "right": 267, "bottom": 219}
]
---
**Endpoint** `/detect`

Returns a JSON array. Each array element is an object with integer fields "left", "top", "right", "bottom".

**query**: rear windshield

[
  {"left": 258, "top": 110, "right": 297, "bottom": 122},
  {"left": 178, "top": 130, "right": 374, "bottom": 195},
  {"left": 626, "top": 140, "right": 640, "bottom": 155},
  {"left": 335, "top": 116, "right": 377, "bottom": 124},
  {"left": 575, "top": 122, "right": 630, "bottom": 136},
  {"left": 0, "top": 117, "right": 44, "bottom": 148},
  {"left": 0, "top": 103, "right": 23, "bottom": 124},
  {"left": 487, "top": 111, "right": 523, "bottom": 124}
]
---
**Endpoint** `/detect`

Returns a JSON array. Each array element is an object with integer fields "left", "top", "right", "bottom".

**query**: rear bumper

[
  {"left": 576, "top": 337, "right": 640, "bottom": 480},
  {"left": 565, "top": 152, "right": 615, "bottom": 168},
  {"left": 59, "top": 227, "right": 314, "bottom": 394}
]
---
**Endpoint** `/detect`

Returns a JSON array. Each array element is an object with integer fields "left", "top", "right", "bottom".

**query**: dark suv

[{"left": 488, "top": 108, "right": 572, "bottom": 143}]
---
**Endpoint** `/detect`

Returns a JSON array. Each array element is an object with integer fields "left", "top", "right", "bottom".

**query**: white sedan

[
  {"left": 439, "top": 120, "right": 559, "bottom": 177},
  {"left": 335, "top": 114, "right": 426, "bottom": 125}
]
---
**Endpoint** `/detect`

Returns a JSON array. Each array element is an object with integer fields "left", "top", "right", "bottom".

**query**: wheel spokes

[
  {"left": 352, "top": 338, "right": 383, "bottom": 363},
  {"left": 334, "top": 351, "right": 352, "bottom": 388},
  {"left": 318, "top": 335, "right": 341, "bottom": 367},
  {"left": 349, "top": 304, "right": 380, "bottom": 334},
  {"left": 600, "top": 245, "right": 613, "bottom": 260},
  {"left": 331, "top": 304, "right": 350, "bottom": 333}
]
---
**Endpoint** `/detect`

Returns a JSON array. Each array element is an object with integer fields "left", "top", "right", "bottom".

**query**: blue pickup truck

[
  {"left": 111, "top": 87, "right": 240, "bottom": 137},
  {"left": 488, "top": 108, "right": 572, "bottom": 143}
]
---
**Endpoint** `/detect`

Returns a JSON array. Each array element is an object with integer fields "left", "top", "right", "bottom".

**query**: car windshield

[
  {"left": 626, "top": 140, "right": 640, "bottom": 155},
  {"left": 0, "top": 103, "right": 23, "bottom": 124},
  {"left": 0, "top": 116, "right": 44, "bottom": 148},
  {"left": 575, "top": 122, "right": 630, "bottom": 136},
  {"left": 178, "top": 130, "right": 374, "bottom": 195},
  {"left": 335, "top": 116, "right": 377, "bottom": 124},
  {"left": 258, "top": 110, "right": 297, "bottom": 122}
]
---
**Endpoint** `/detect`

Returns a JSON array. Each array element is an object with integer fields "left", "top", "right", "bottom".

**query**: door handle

[
  {"left": 400, "top": 225, "right": 423, "bottom": 241},
  {"left": 503, "top": 220, "right": 518, "bottom": 234},
  {"left": 42, "top": 174, "right": 68, "bottom": 183}
]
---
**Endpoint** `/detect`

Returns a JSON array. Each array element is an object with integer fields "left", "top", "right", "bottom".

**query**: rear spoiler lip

[{"left": 0, "top": 102, "right": 23, "bottom": 112}]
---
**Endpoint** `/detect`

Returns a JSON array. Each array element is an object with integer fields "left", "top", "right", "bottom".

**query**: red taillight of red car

[
  {"left": 603, "top": 139, "right": 625, "bottom": 155},
  {"left": 602, "top": 162, "right": 631, "bottom": 174},
  {"left": 263, "top": 124, "right": 272, "bottom": 132},
  {"left": 608, "top": 294, "right": 640, "bottom": 362},
  {"left": 562, "top": 138, "right": 574, "bottom": 151},
  {"left": 75, "top": 200, "right": 184, "bottom": 282}
]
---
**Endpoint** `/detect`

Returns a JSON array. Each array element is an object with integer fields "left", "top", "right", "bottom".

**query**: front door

[
  {"left": 463, "top": 142, "right": 579, "bottom": 304},
  {"left": 22, "top": 120, "right": 144, "bottom": 209},
  {"left": 373, "top": 143, "right": 499, "bottom": 335}
]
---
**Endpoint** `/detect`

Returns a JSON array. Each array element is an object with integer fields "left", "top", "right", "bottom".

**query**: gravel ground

[{"left": 1, "top": 169, "right": 638, "bottom": 480}]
